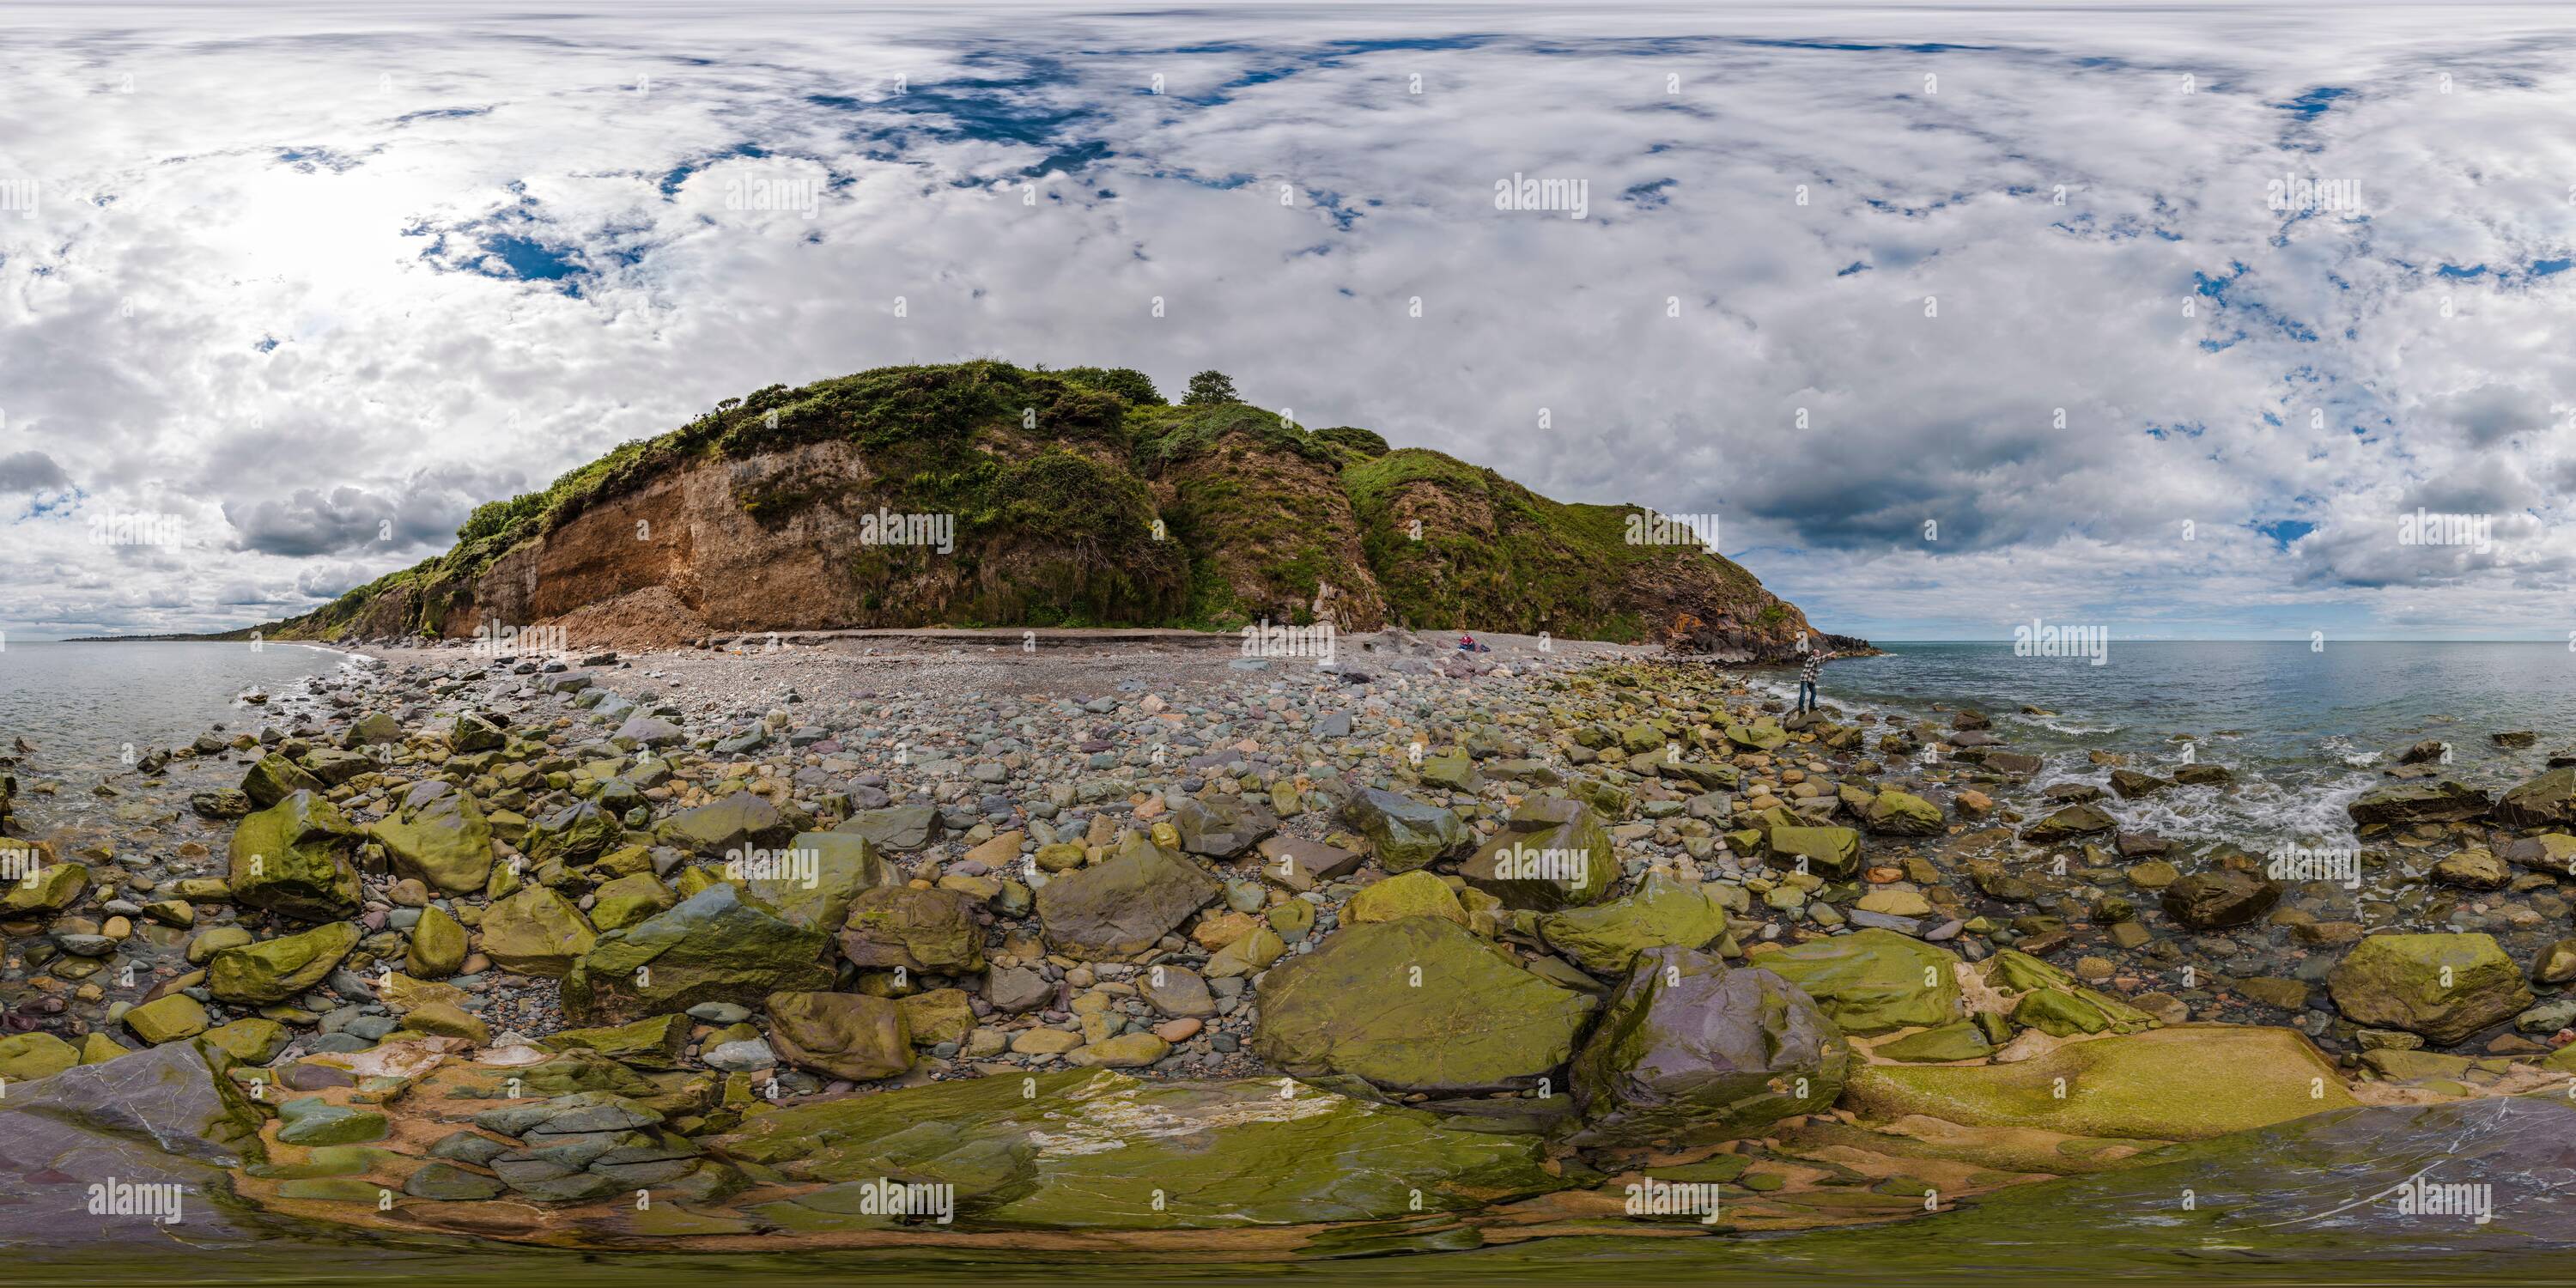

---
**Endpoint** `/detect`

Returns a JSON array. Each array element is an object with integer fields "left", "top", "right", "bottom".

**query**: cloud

[
  {"left": 0, "top": 451, "right": 70, "bottom": 492},
  {"left": 1, "top": 4, "right": 2573, "bottom": 638}
]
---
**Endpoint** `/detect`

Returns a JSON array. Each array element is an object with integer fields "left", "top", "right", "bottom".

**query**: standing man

[{"left": 1797, "top": 647, "right": 1828, "bottom": 714}]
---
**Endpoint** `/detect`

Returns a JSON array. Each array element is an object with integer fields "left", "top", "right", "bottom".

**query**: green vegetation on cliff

[{"left": 260, "top": 361, "right": 1837, "bottom": 652}]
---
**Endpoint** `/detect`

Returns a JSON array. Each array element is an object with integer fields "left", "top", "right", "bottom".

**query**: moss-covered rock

[
  {"left": 122, "top": 994, "right": 210, "bottom": 1045},
  {"left": 542, "top": 1013, "right": 694, "bottom": 1069},
  {"left": 1253, "top": 916, "right": 1590, "bottom": 1091},
  {"left": 1460, "top": 797, "right": 1616, "bottom": 910},
  {"left": 1536, "top": 871, "right": 1729, "bottom": 975},
  {"left": 1860, "top": 789, "right": 1945, "bottom": 837},
  {"left": 0, "top": 1031, "right": 80, "bottom": 1082},
  {"left": 2326, "top": 933, "right": 2532, "bottom": 1046},
  {"left": 1343, "top": 870, "right": 1467, "bottom": 926},
  {"left": 562, "top": 884, "right": 834, "bottom": 1024},
  {"left": 1844, "top": 1024, "right": 2354, "bottom": 1140},
  {"left": 240, "top": 753, "right": 323, "bottom": 810},
  {"left": 765, "top": 990, "right": 912, "bottom": 1081},
  {"left": 1035, "top": 835, "right": 1219, "bottom": 957},
  {"left": 1336, "top": 787, "right": 1468, "bottom": 873},
  {"left": 1753, "top": 929, "right": 1961, "bottom": 1036},
  {"left": 0, "top": 857, "right": 85, "bottom": 916},
  {"left": 735, "top": 831, "right": 890, "bottom": 932},
  {"left": 478, "top": 886, "right": 598, "bottom": 978},
  {"left": 657, "top": 791, "right": 795, "bottom": 858},
  {"left": 839, "top": 886, "right": 985, "bottom": 973},
  {"left": 1765, "top": 825, "right": 1862, "bottom": 879},
  {"left": 407, "top": 905, "right": 469, "bottom": 979},
  {"left": 367, "top": 783, "right": 495, "bottom": 895},
  {"left": 227, "top": 792, "right": 363, "bottom": 922},
  {"left": 207, "top": 920, "right": 362, "bottom": 1005},
  {"left": 715, "top": 1068, "right": 1574, "bottom": 1229}
]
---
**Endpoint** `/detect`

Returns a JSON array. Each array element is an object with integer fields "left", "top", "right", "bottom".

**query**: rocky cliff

[{"left": 256, "top": 361, "right": 1857, "bottom": 658}]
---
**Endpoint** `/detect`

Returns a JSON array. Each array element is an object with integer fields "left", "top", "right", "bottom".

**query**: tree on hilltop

[{"left": 1182, "top": 370, "right": 1239, "bottom": 405}]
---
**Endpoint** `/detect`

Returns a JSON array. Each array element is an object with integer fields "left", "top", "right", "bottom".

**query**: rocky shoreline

[{"left": 7, "top": 629, "right": 2576, "bottom": 1261}]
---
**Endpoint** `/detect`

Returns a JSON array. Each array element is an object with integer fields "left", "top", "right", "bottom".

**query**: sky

[{"left": 3, "top": 1, "right": 2574, "bottom": 641}]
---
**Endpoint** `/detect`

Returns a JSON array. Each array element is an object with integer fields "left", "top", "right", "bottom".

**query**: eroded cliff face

[{"left": 259, "top": 361, "right": 1854, "bottom": 658}]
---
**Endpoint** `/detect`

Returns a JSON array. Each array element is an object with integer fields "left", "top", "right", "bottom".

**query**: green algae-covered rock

[
  {"left": 1872, "top": 1020, "right": 1993, "bottom": 1062},
  {"left": 227, "top": 792, "right": 363, "bottom": 922},
  {"left": 478, "top": 886, "right": 598, "bottom": 978},
  {"left": 839, "top": 885, "right": 985, "bottom": 973},
  {"left": 276, "top": 1096, "right": 389, "bottom": 1145},
  {"left": 1035, "top": 835, "right": 1220, "bottom": 957},
  {"left": 0, "top": 857, "right": 85, "bottom": 916},
  {"left": 240, "top": 752, "right": 323, "bottom": 810},
  {"left": 1253, "top": 916, "right": 1591, "bottom": 1091},
  {"left": 202, "top": 1018, "right": 289, "bottom": 1065},
  {"left": 1336, "top": 787, "right": 1468, "bottom": 873},
  {"left": 1343, "top": 870, "right": 1467, "bottom": 926},
  {"left": 407, "top": 904, "right": 469, "bottom": 979},
  {"left": 2347, "top": 779, "right": 2492, "bottom": 826},
  {"left": 0, "top": 1030, "right": 80, "bottom": 1082},
  {"left": 2327, "top": 933, "right": 2532, "bottom": 1046},
  {"left": 543, "top": 1012, "right": 694, "bottom": 1069},
  {"left": 122, "top": 994, "right": 210, "bottom": 1045},
  {"left": 1860, "top": 789, "right": 1945, "bottom": 837},
  {"left": 1765, "top": 825, "right": 1862, "bottom": 878},
  {"left": 562, "top": 884, "right": 833, "bottom": 1025},
  {"left": 657, "top": 791, "right": 795, "bottom": 858},
  {"left": 1460, "top": 797, "right": 1616, "bottom": 910},
  {"left": 367, "top": 784, "right": 495, "bottom": 895},
  {"left": 526, "top": 800, "right": 620, "bottom": 866},
  {"left": 1724, "top": 720, "right": 1789, "bottom": 751},
  {"left": 589, "top": 872, "right": 678, "bottom": 933},
  {"left": 1984, "top": 949, "right": 2159, "bottom": 1036},
  {"left": 1566, "top": 947, "right": 1847, "bottom": 1149},
  {"left": 716, "top": 1068, "right": 1574, "bottom": 1230},
  {"left": 2494, "top": 767, "right": 2576, "bottom": 829},
  {"left": 765, "top": 990, "right": 912, "bottom": 1082},
  {"left": 734, "top": 831, "right": 890, "bottom": 932},
  {"left": 207, "top": 920, "right": 361, "bottom": 1005},
  {"left": 2020, "top": 802, "right": 2117, "bottom": 845},
  {"left": 1536, "top": 871, "right": 1729, "bottom": 975},
  {"left": 1844, "top": 1024, "right": 2354, "bottom": 1140},
  {"left": 1753, "top": 928, "right": 1961, "bottom": 1035}
]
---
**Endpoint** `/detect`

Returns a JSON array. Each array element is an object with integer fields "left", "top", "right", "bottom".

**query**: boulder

[
  {"left": 0, "top": 1031, "right": 80, "bottom": 1082},
  {"left": 839, "top": 886, "right": 986, "bottom": 974},
  {"left": 1844, "top": 1024, "right": 2354, "bottom": 1139},
  {"left": 1170, "top": 797, "right": 1278, "bottom": 859},
  {"left": 526, "top": 800, "right": 621, "bottom": 866},
  {"left": 1035, "top": 835, "right": 1220, "bottom": 957},
  {"left": 2021, "top": 802, "right": 2117, "bottom": 845},
  {"left": 544, "top": 1013, "right": 695, "bottom": 1069},
  {"left": 562, "top": 884, "right": 834, "bottom": 1024},
  {"left": 478, "top": 886, "right": 598, "bottom": 978},
  {"left": 240, "top": 752, "right": 322, "bottom": 810},
  {"left": 1859, "top": 789, "right": 1944, "bottom": 837},
  {"left": 367, "top": 782, "right": 495, "bottom": 894},
  {"left": 206, "top": 920, "right": 361, "bottom": 1005},
  {"left": 738, "top": 831, "right": 891, "bottom": 932},
  {"left": 1335, "top": 787, "right": 1468, "bottom": 873},
  {"left": 121, "top": 994, "right": 210, "bottom": 1045},
  {"left": 1752, "top": 929, "right": 1961, "bottom": 1035},
  {"left": 0, "top": 1042, "right": 268, "bottom": 1249},
  {"left": 1566, "top": 947, "right": 1847, "bottom": 1149},
  {"left": 1460, "top": 797, "right": 1616, "bottom": 910},
  {"left": 2327, "top": 933, "right": 2532, "bottom": 1046},
  {"left": 1255, "top": 917, "right": 1591, "bottom": 1091},
  {"left": 835, "top": 803, "right": 942, "bottom": 851},
  {"left": 2160, "top": 869, "right": 2282, "bottom": 930},
  {"left": 0, "top": 858, "right": 85, "bottom": 916},
  {"left": 2347, "top": 780, "right": 2492, "bottom": 826},
  {"left": 1536, "top": 871, "right": 1730, "bottom": 975},
  {"left": 226, "top": 792, "right": 363, "bottom": 921},
  {"left": 1765, "top": 825, "right": 1862, "bottom": 879},
  {"left": 657, "top": 791, "right": 794, "bottom": 857},
  {"left": 2494, "top": 768, "right": 2576, "bottom": 829},
  {"left": 714, "top": 1069, "right": 1574, "bottom": 1229},
  {"left": 1344, "top": 870, "right": 1467, "bottom": 926},
  {"left": 764, "top": 991, "right": 913, "bottom": 1081}
]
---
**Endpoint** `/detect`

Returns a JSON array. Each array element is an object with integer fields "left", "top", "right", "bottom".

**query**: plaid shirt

[{"left": 1800, "top": 653, "right": 1822, "bottom": 684}]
